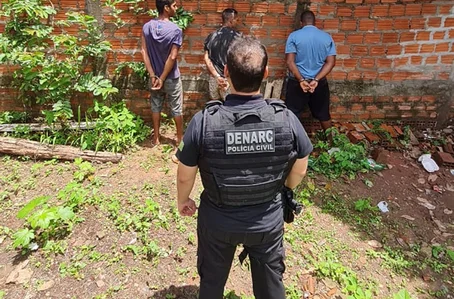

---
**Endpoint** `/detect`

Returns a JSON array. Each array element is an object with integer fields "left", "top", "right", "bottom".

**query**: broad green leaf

[
  {"left": 57, "top": 206, "right": 75, "bottom": 221},
  {"left": 393, "top": 289, "right": 412, "bottom": 299},
  {"left": 17, "top": 196, "right": 50, "bottom": 219},
  {"left": 12, "top": 228, "right": 35, "bottom": 249}
]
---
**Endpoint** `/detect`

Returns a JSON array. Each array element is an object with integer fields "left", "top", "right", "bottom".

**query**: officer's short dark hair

[
  {"left": 156, "top": 0, "right": 175, "bottom": 14},
  {"left": 226, "top": 36, "right": 268, "bottom": 93},
  {"left": 222, "top": 8, "right": 238, "bottom": 24},
  {"left": 300, "top": 10, "right": 315, "bottom": 24}
]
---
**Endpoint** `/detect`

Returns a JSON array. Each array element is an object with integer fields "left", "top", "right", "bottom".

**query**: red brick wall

[{"left": 1, "top": 0, "right": 453, "bottom": 125}]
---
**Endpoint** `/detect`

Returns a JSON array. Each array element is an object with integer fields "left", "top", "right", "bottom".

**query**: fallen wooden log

[
  {"left": 0, "top": 137, "right": 123, "bottom": 163},
  {"left": 0, "top": 122, "right": 96, "bottom": 132}
]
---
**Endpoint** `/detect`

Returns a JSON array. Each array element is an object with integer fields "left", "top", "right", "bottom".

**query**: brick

[
  {"left": 389, "top": 5, "right": 405, "bottom": 16},
  {"left": 436, "top": 43, "right": 450, "bottom": 52},
  {"left": 343, "top": 58, "right": 358, "bottom": 68},
  {"left": 268, "top": 2, "right": 284, "bottom": 13},
  {"left": 377, "top": 58, "right": 392, "bottom": 68},
  {"left": 363, "top": 71, "right": 378, "bottom": 80},
  {"left": 394, "top": 18, "right": 410, "bottom": 30},
  {"left": 287, "top": 3, "right": 297, "bottom": 14},
  {"left": 352, "top": 46, "right": 369, "bottom": 56},
  {"left": 233, "top": 1, "right": 251, "bottom": 13},
  {"left": 441, "top": 55, "right": 454, "bottom": 64},
  {"left": 252, "top": 2, "right": 269, "bottom": 13},
  {"left": 360, "top": 58, "right": 375, "bottom": 68},
  {"left": 400, "top": 32, "right": 415, "bottom": 42},
  {"left": 420, "top": 44, "right": 435, "bottom": 54},
  {"left": 439, "top": 5, "right": 453, "bottom": 14},
  {"left": 416, "top": 31, "right": 431, "bottom": 41},
  {"left": 200, "top": 1, "right": 217, "bottom": 12},
  {"left": 377, "top": 20, "right": 393, "bottom": 30},
  {"left": 347, "top": 71, "right": 363, "bottom": 80},
  {"left": 427, "top": 17, "right": 442, "bottom": 27},
  {"left": 404, "top": 44, "right": 419, "bottom": 54},
  {"left": 244, "top": 14, "right": 262, "bottom": 26},
  {"left": 410, "top": 18, "right": 425, "bottom": 30},
  {"left": 337, "top": 7, "right": 353, "bottom": 16},
  {"left": 323, "top": 19, "right": 340, "bottom": 30},
  {"left": 382, "top": 33, "right": 398, "bottom": 43},
  {"left": 319, "top": 5, "right": 336, "bottom": 16},
  {"left": 337, "top": 45, "right": 351, "bottom": 55},
  {"left": 332, "top": 33, "right": 346, "bottom": 43},
  {"left": 411, "top": 56, "right": 423, "bottom": 65},
  {"left": 346, "top": 0, "right": 363, "bottom": 3},
  {"left": 432, "top": 152, "right": 454, "bottom": 168},
  {"left": 347, "top": 131, "right": 365, "bottom": 144},
  {"left": 370, "top": 46, "right": 386, "bottom": 56},
  {"left": 392, "top": 71, "right": 411, "bottom": 81},
  {"left": 372, "top": 148, "right": 390, "bottom": 164},
  {"left": 364, "top": 33, "right": 381, "bottom": 43},
  {"left": 371, "top": 5, "right": 389, "bottom": 17},
  {"left": 279, "top": 15, "right": 294, "bottom": 26},
  {"left": 432, "top": 31, "right": 446, "bottom": 40},
  {"left": 425, "top": 56, "right": 438, "bottom": 64},
  {"left": 331, "top": 71, "right": 348, "bottom": 80},
  {"left": 405, "top": 4, "right": 422, "bottom": 15},
  {"left": 346, "top": 33, "right": 364, "bottom": 44},
  {"left": 341, "top": 20, "right": 357, "bottom": 31},
  {"left": 445, "top": 18, "right": 454, "bottom": 27},
  {"left": 354, "top": 6, "right": 370, "bottom": 17},
  {"left": 421, "top": 4, "right": 437, "bottom": 15},
  {"left": 359, "top": 19, "right": 376, "bottom": 31},
  {"left": 262, "top": 16, "right": 278, "bottom": 26}
]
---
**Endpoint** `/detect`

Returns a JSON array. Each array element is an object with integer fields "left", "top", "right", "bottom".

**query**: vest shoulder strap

[
  {"left": 204, "top": 100, "right": 223, "bottom": 115},
  {"left": 265, "top": 98, "right": 287, "bottom": 112}
]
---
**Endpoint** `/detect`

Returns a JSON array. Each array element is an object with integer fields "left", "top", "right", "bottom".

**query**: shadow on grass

[
  {"left": 149, "top": 284, "right": 199, "bottom": 299},
  {"left": 295, "top": 175, "right": 453, "bottom": 297}
]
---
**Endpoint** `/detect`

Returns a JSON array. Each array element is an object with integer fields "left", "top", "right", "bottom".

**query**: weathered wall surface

[{"left": 0, "top": 0, "right": 453, "bottom": 125}]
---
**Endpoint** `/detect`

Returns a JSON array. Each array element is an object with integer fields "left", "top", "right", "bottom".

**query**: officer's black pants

[{"left": 197, "top": 221, "right": 285, "bottom": 299}]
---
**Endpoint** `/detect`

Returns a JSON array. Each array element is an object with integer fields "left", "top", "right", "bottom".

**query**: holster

[{"left": 282, "top": 186, "right": 303, "bottom": 223}]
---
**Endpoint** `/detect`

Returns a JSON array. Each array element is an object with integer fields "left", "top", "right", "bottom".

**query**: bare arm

[
  {"left": 177, "top": 163, "right": 198, "bottom": 216},
  {"left": 286, "top": 53, "right": 304, "bottom": 82},
  {"left": 308, "top": 55, "right": 336, "bottom": 92},
  {"left": 204, "top": 50, "right": 220, "bottom": 77},
  {"left": 160, "top": 44, "right": 180, "bottom": 82},
  {"left": 141, "top": 34, "right": 155, "bottom": 77},
  {"left": 285, "top": 156, "right": 309, "bottom": 189},
  {"left": 314, "top": 55, "right": 336, "bottom": 81},
  {"left": 286, "top": 53, "right": 310, "bottom": 92}
]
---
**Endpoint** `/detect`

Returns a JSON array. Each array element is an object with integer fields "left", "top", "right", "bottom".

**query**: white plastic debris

[
  {"left": 327, "top": 147, "right": 340, "bottom": 155},
  {"left": 418, "top": 154, "right": 439, "bottom": 173},
  {"left": 377, "top": 201, "right": 389, "bottom": 213}
]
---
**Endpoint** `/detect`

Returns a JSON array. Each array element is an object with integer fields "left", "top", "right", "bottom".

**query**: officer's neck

[{"left": 230, "top": 90, "right": 261, "bottom": 97}]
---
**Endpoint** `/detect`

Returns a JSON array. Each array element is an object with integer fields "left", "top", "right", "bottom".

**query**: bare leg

[
  {"left": 152, "top": 112, "right": 161, "bottom": 145},
  {"left": 174, "top": 115, "right": 183, "bottom": 145},
  {"left": 320, "top": 120, "right": 332, "bottom": 131},
  {"left": 320, "top": 120, "right": 333, "bottom": 144}
]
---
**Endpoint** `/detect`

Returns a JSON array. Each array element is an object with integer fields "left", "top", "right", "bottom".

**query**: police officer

[{"left": 176, "top": 36, "right": 313, "bottom": 299}]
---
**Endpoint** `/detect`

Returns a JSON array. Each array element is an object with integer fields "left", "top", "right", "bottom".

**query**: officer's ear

[
  {"left": 224, "top": 65, "right": 230, "bottom": 78},
  {"left": 263, "top": 66, "right": 269, "bottom": 80}
]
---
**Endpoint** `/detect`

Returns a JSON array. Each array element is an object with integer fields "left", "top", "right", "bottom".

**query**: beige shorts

[{"left": 208, "top": 76, "right": 230, "bottom": 101}]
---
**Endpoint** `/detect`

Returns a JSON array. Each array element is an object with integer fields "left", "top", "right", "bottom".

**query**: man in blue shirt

[{"left": 285, "top": 10, "right": 336, "bottom": 132}]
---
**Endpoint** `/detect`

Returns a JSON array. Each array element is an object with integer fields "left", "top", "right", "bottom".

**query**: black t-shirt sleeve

[
  {"left": 176, "top": 111, "right": 203, "bottom": 167},
  {"left": 288, "top": 111, "right": 313, "bottom": 158},
  {"left": 203, "top": 33, "right": 212, "bottom": 52}
]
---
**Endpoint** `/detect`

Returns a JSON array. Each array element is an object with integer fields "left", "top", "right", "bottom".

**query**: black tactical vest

[{"left": 199, "top": 99, "right": 298, "bottom": 207}]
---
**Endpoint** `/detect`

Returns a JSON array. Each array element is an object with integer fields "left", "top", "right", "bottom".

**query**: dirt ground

[{"left": 0, "top": 128, "right": 453, "bottom": 299}]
